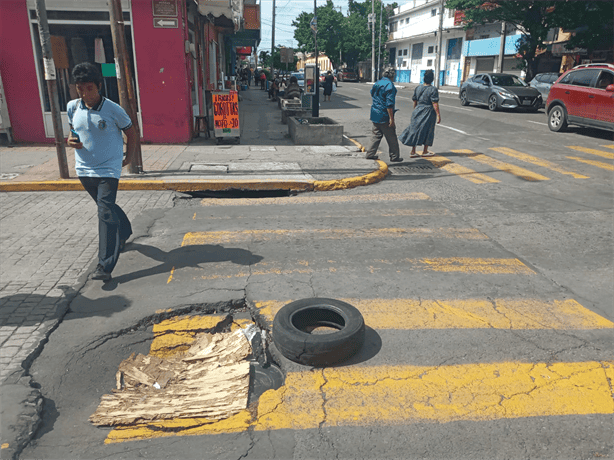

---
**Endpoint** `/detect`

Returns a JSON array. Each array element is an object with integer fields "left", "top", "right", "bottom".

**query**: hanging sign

[
  {"left": 212, "top": 91, "right": 240, "bottom": 138},
  {"left": 236, "top": 46, "right": 252, "bottom": 55}
]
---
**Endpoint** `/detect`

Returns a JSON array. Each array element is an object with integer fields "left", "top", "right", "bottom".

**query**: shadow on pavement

[{"left": 101, "top": 242, "right": 263, "bottom": 290}]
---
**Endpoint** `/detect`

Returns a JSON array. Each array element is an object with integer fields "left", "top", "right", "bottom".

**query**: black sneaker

[
  {"left": 390, "top": 157, "right": 404, "bottom": 163},
  {"left": 91, "top": 264, "right": 112, "bottom": 282}
]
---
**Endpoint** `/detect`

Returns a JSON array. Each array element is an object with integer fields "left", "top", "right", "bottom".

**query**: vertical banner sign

[{"left": 212, "top": 91, "right": 240, "bottom": 138}]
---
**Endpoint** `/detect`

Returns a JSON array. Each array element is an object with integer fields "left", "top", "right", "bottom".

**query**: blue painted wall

[
  {"left": 463, "top": 35, "right": 523, "bottom": 57},
  {"left": 396, "top": 70, "right": 411, "bottom": 83}
]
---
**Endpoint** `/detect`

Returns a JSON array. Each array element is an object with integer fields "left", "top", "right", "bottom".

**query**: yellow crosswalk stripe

[
  {"left": 182, "top": 228, "right": 488, "bottom": 245},
  {"left": 567, "top": 146, "right": 614, "bottom": 159},
  {"left": 199, "top": 192, "right": 431, "bottom": 206},
  {"left": 452, "top": 149, "right": 550, "bottom": 181},
  {"left": 106, "top": 361, "right": 614, "bottom": 441},
  {"left": 182, "top": 257, "right": 535, "bottom": 281},
  {"left": 602, "top": 145, "right": 614, "bottom": 150},
  {"left": 255, "top": 298, "right": 613, "bottom": 330},
  {"left": 489, "top": 147, "right": 589, "bottom": 179},
  {"left": 566, "top": 156, "right": 614, "bottom": 171},
  {"left": 254, "top": 362, "right": 614, "bottom": 430},
  {"left": 425, "top": 156, "right": 500, "bottom": 184}
]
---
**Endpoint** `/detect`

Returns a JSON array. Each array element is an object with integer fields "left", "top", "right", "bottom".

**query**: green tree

[
  {"left": 259, "top": 48, "right": 298, "bottom": 72},
  {"left": 292, "top": 0, "right": 396, "bottom": 70},
  {"left": 292, "top": 0, "right": 345, "bottom": 67},
  {"left": 445, "top": 0, "right": 614, "bottom": 80}
]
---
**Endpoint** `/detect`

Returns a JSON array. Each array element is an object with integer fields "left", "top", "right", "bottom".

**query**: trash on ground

[{"left": 89, "top": 328, "right": 252, "bottom": 426}]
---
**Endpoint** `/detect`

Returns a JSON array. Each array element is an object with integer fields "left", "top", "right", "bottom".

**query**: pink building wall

[
  {"left": 0, "top": 0, "right": 49, "bottom": 143},
  {"left": 131, "top": 0, "right": 192, "bottom": 143},
  {"left": 0, "top": 0, "right": 193, "bottom": 144}
]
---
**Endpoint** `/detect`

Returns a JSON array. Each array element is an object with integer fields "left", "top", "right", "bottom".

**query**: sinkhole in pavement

[
  {"left": 86, "top": 308, "right": 284, "bottom": 433},
  {"left": 179, "top": 189, "right": 296, "bottom": 199}
]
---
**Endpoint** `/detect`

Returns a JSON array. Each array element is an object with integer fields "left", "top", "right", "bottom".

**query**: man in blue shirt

[
  {"left": 365, "top": 67, "right": 402, "bottom": 162},
  {"left": 67, "top": 62, "right": 137, "bottom": 282}
]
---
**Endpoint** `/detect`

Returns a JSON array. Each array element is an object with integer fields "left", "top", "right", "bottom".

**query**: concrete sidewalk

[{"left": 0, "top": 88, "right": 387, "bottom": 193}]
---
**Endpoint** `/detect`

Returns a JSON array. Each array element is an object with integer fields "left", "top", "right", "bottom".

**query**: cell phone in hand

[{"left": 70, "top": 129, "right": 80, "bottom": 142}]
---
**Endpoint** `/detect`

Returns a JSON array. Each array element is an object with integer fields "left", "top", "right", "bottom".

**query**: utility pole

[
  {"left": 377, "top": 0, "right": 383, "bottom": 80},
  {"left": 271, "top": 0, "right": 276, "bottom": 73},
  {"left": 35, "top": 0, "right": 69, "bottom": 179},
  {"left": 313, "top": 0, "right": 319, "bottom": 117},
  {"left": 434, "top": 0, "right": 444, "bottom": 88},
  {"left": 371, "top": 0, "right": 375, "bottom": 83},
  {"left": 109, "top": 0, "right": 142, "bottom": 174},
  {"left": 497, "top": 21, "right": 506, "bottom": 73}
]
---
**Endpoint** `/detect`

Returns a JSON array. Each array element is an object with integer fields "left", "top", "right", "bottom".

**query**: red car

[
  {"left": 546, "top": 63, "right": 614, "bottom": 132},
  {"left": 337, "top": 69, "right": 358, "bottom": 82}
]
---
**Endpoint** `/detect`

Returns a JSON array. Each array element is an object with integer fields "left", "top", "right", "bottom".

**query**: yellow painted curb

[
  {"left": 314, "top": 160, "right": 388, "bottom": 191},
  {"left": 0, "top": 137, "right": 387, "bottom": 193}
]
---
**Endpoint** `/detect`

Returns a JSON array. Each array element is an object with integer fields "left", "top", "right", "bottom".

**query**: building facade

[
  {"left": 0, "top": 0, "right": 260, "bottom": 144},
  {"left": 386, "top": 0, "right": 465, "bottom": 86}
]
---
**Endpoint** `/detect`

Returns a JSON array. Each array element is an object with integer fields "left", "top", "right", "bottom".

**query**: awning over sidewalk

[{"left": 195, "top": 0, "right": 243, "bottom": 30}]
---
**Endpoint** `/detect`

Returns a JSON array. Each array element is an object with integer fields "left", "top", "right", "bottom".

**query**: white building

[{"left": 386, "top": 0, "right": 465, "bottom": 86}]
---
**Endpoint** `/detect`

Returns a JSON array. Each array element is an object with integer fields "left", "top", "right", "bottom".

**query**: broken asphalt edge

[{"left": 0, "top": 139, "right": 388, "bottom": 193}]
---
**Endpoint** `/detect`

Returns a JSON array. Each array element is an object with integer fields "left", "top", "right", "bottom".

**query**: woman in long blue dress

[{"left": 399, "top": 69, "right": 441, "bottom": 158}]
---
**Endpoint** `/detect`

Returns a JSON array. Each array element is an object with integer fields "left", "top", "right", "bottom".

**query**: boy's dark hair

[
  {"left": 423, "top": 69, "right": 434, "bottom": 84},
  {"left": 72, "top": 62, "right": 103, "bottom": 86}
]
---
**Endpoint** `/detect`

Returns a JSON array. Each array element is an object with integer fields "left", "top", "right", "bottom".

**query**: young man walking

[
  {"left": 67, "top": 62, "right": 137, "bottom": 282},
  {"left": 365, "top": 67, "right": 402, "bottom": 163}
]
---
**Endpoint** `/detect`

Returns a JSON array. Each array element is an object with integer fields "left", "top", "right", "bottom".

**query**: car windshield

[
  {"left": 491, "top": 75, "right": 526, "bottom": 87},
  {"left": 292, "top": 72, "right": 304, "bottom": 79}
]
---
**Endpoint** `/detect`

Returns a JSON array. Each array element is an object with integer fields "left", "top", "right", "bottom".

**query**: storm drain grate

[{"left": 389, "top": 165, "right": 437, "bottom": 174}]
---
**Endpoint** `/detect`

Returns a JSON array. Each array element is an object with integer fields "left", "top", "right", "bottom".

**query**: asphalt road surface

[{"left": 22, "top": 82, "right": 613, "bottom": 459}]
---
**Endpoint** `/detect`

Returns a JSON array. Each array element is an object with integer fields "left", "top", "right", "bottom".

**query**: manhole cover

[{"left": 389, "top": 165, "right": 436, "bottom": 174}]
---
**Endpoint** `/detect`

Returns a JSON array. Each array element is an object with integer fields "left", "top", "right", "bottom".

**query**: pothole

[{"left": 178, "top": 189, "right": 296, "bottom": 199}]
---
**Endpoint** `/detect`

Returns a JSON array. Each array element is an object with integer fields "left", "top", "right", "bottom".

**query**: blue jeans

[{"left": 79, "top": 177, "right": 132, "bottom": 274}]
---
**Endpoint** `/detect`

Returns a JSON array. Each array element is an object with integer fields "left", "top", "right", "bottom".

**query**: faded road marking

[
  {"left": 452, "top": 149, "right": 550, "bottom": 181},
  {"left": 166, "top": 257, "right": 535, "bottom": 282},
  {"left": 489, "top": 147, "right": 588, "bottom": 179},
  {"left": 255, "top": 298, "right": 612, "bottom": 330},
  {"left": 182, "top": 228, "right": 488, "bottom": 245},
  {"left": 566, "top": 156, "right": 614, "bottom": 171},
  {"left": 426, "top": 156, "right": 500, "bottom": 184},
  {"left": 199, "top": 192, "right": 430, "bottom": 206},
  {"left": 567, "top": 146, "right": 614, "bottom": 160}
]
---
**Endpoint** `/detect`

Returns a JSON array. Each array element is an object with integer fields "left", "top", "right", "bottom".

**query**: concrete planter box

[
  {"left": 281, "top": 107, "right": 310, "bottom": 124},
  {"left": 288, "top": 117, "right": 343, "bottom": 145}
]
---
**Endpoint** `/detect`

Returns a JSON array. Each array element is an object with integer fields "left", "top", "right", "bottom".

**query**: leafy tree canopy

[
  {"left": 293, "top": 0, "right": 397, "bottom": 69},
  {"left": 445, "top": 0, "right": 613, "bottom": 80}
]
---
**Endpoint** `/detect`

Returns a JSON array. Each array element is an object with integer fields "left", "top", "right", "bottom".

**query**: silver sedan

[{"left": 459, "top": 73, "right": 543, "bottom": 112}]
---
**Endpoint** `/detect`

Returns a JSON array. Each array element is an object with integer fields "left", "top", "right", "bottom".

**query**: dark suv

[{"left": 546, "top": 64, "right": 614, "bottom": 132}]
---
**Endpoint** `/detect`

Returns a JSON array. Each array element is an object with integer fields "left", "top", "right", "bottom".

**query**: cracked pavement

[{"left": 4, "top": 136, "right": 614, "bottom": 459}]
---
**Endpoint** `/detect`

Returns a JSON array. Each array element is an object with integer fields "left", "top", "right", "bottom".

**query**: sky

[{"left": 259, "top": 0, "right": 396, "bottom": 53}]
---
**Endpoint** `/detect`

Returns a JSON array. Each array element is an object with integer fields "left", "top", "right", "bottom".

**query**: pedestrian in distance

[
  {"left": 247, "top": 67, "right": 252, "bottom": 87},
  {"left": 260, "top": 71, "right": 266, "bottom": 90},
  {"left": 323, "top": 70, "right": 335, "bottom": 101},
  {"left": 399, "top": 69, "right": 441, "bottom": 158},
  {"left": 66, "top": 62, "right": 136, "bottom": 282},
  {"left": 365, "top": 67, "right": 402, "bottom": 163},
  {"left": 253, "top": 68, "right": 260, "bottom": 87}
]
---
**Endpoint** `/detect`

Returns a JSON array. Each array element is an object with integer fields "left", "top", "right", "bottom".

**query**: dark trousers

[
  {"left": 365, "top": 121, "right": 400, "bottom": 160},
  {"left": 260, "top": 79, "right": 265, "bottom": 90},
  {"left": 79, "top": 177, "right": 132, "bottom": 274}
]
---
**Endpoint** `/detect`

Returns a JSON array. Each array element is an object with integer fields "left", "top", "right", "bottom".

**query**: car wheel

[
  {"left": 488, "top": 95, "right": 498, "bottom": 111},
  {"left": 272, "top": 298, "right": 365, "bottom": 367},
  {"left": 460, "top": 90, "right": 470, "bottom": 106},
  {"left": 548, "top": 105, "right": 568, "bottom": 132}
]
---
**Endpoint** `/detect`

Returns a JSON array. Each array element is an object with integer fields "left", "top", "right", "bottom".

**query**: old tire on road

[{"left": 272, "top": 298, "right": 365, "bottom": 367}]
